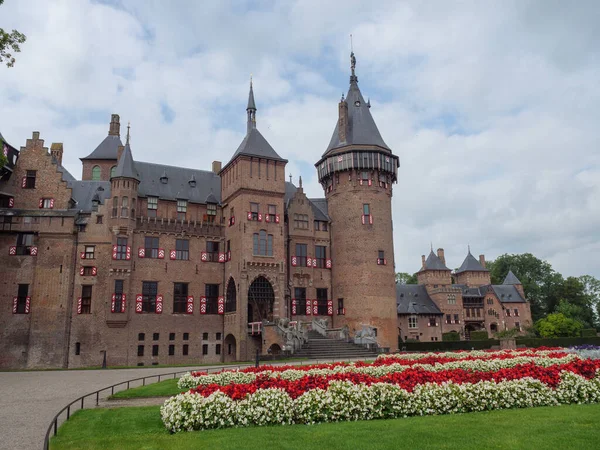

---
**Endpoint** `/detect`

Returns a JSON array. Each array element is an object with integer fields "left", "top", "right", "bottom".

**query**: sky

[{"left": 1, "top": 0, "right": 599, "bottom": 279}]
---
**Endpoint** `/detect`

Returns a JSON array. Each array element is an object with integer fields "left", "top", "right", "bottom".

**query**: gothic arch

[
  {"left": 225, "top": 277, "right": 236, "bottom": 312},
  {"left": 247, "top": 275, "right": 275, "bottom": 323}
]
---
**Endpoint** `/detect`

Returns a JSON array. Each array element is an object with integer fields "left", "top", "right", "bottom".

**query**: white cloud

[{"left": 0, "top": 0, "right": 598, "bottom": 279}]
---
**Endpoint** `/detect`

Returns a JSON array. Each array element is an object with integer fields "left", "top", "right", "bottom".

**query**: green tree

[
  {"left": 535, "top": 313, "right": 583, "bottom": 338},
  {"left": 395, "top": 272, "right": 417, "bottom": 285},
  {"left": 579, "top": 275, "right": 600, "bottom": 328},
  {"left": 553, "top": 277, "right": 595, "bottom": 327},
  {"left": 0, "top": 0, "right": 27, "bottom": 67}
]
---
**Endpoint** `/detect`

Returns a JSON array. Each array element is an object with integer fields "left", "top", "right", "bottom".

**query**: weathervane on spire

[{"left": 350, "top": 34, "right": 356, "bottom": 76}]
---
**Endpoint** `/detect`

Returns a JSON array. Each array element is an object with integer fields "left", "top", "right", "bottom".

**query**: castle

[{"left": 0, "top": 56, "right": 531, "bottom": 368}]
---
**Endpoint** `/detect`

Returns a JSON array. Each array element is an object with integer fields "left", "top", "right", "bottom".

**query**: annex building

[{"left": 0, "top": 57, "right": 531, "bottom": 369}]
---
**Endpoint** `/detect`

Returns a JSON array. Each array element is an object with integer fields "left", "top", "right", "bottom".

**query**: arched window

[
  {"left": 248, "top": 276, "right": 274, "bottom": 322},
  {"left": 121, "top": 196, "right": 129, "bottom": 217},
  {"left": 112, "top": 197, "right": 118, "bottom": 217},
  {"left": 131, "top": 198, "right": 136, "bottom": 218},
  {"left": 92, "top": 165, "right": 101, "bottom": 180},
  {"left": 110, "top": 166, "right": 117, "bottom": 178},
  {"left": 253, "top": 230, "right": 273, "bottom": 256},
  {"left": 225, "top": 278, "right": 236, "bottom": 312}
]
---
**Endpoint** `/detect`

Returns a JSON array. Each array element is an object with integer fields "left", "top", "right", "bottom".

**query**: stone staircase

[{"left": 293, "top": 330, "right": 379, "bottom": 360}]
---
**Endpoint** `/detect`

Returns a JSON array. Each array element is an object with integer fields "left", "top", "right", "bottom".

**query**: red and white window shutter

[
  {"left": 186, "top": 296, "right": 194, "bottom": 314},
  {"left": 327, "top": 299, "right": 333, "bottom": 316},
  {"left": 257, "top": 213, "right": 262, "bottom": 222},
  {"left": 9, "top": 246, "right": 16, "bottom": 256},
  {"left": 307, "top": 257, "right": 312, "bottom": 267},
  {"left": 326, "top": 259, "right": 332, "bottom": 269},
  {"left": 111, "top": 294, "right": 116, "bottom": 312},
  {"left": 169, "top": 250, "right": 176, "bottom": 260},
  {"left": 138, "top": 248, "right": 145, "bottom": 258},
  {"left": 12, "top": 297, "right": 17, "bottom": 314},
  {"left": 135, "top": 294, "right": 143, "bottom": 313},
  {"left": 80, "top": 251, "right": 86, "bottom": 259},
  {"left": 112, "top": 245, "right": 118, "bottom": 260},
  {"left": 38, "top": 198, "right": 43, "bottom": 208},
  {"left": 155, "top": 294, "right": 163, "bottom": 314},
  {"left": 291, "top": 255, "right": 297, "bottom": 267},
  {"left": 275, "top": 214, "right": 280, "bottom": 223},
  {"left": 30, "top": 246, "right": 38, "bottom": 256},
  {"left": 247, "top": 211, "right": 252, "bottom": 221},
  {"left": 25, "top": 297, "right": 31, "bottom": 314},
  {"left": 218, "top": 253, "right": 225, "bottom": 263},
  {"left": 312, "top": 258, "right": 317, "bottom": 268},
  {"left": 21, "top": 177, "right": 27, "bottom": 188},
  {"left": 201, "top": 251, "right": 207, "bottom": 262},
  {"left": 312, "top": 299, "right": 318, "bottom": 316},
  {"left": 218, "top": 296, "right": 224, "bottom": 314},
  {"left": 291, "top": 299, "right": 297, "bottom": 315},
  {"left": 158, "top": 248, "right": 165, "bottom": 259},
  {"left": 126, "top": 246, "right": 131, "bottom": 260},
  {"left": 77, "top": 297, "right": 82, "bottom": 314},
  {"left": 265, "top": 214, "right": 270, "bottom": 223},
  {"left": 305, "top": 300, "right": 311, "bottom": 316},
  {"left": 8, "top": 197, "right": 14, "bottom": 208},
  {"left": 121, "top": 294, "right": 126, "bottom": 313},
  {"left": 200, "top": 296, "right": 207, "bottom": 314}
]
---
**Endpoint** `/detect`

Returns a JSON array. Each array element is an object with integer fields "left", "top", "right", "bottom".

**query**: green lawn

[
  {"left": 109, "top": 378, "right": 182, "bottom": 399},
  {"left": 50, "top": 403, "right": 600, "bottom": 450}
]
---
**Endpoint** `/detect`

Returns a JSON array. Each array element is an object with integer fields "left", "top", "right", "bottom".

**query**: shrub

[
  {"left": 470, "top": 331, "right": 489, "bottom": 341},
  {"left": 442, "top": 332, "right": 460, "bottom": 342},
  {"left": 582, "top": 329, "right": 598, "bottom": 338}
]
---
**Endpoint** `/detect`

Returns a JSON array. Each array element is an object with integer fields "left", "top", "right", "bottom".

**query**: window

[
  {"left": 177, "top": 200, "right": 187, "bottom": 221},
  {"left": 205, "top": 284, "right": 219, "bottom": 314},
  {"left": 216, "top": 332, "right": 222, "bottom": 340},
  {"left": 268, "top": 204, "right": 276, "bottom": 222},
  {"left": 183, "top": 344, "right": 189, "bottom": 355},
  {"left": 153, "top": 333, "right": 159, "bottom": 341},
  {"left": 250, "top": 202, "right": 259, "bottom": 220},
  {"left": 378, "top": 250, "right": 385, "bottom": 263},
  {"left": 315, "top": 246, "right": 326, "bottom": 268},
  {"left": 41, "top": 198, "right": 53, "bottom": 209},
  {"left": 82, "top": 266, "right": 95, "bottom": 276},
  {"left": 361, "top": 171, "right": 369, "bottom": 182},
  {"left": 314, "top": 221, "right": 328, "bottom": 232},
  {"left": 147, "top": 196, "right": 158, "bottom": 217},
  {"left": 337, "top": 298, "right": 344, "bottom": 315},
  {"left": 295, "top": 243, "right": 307, "bottom": 266},
  {"left": 176, "top": 239, "right": 189, "bottom": 260},
  {"left": 138, "top": 333, "right": 145, "bottom": 341},
  {"left": 110, "top": 166, "right": 116, "bottom": 178},
  {"left": 446, "top": 314, "right": 451, "bottom": 324},
  {"left": 294, "top": 213, "right": 309, "bottom": 229},
  {"left": 216, "top": 344, "right": 221, "bottom": 355},
  {"left": 253, "top": 230, "right": 273, "bottom": 256},
  {"left": 202, "top": 332, "right": 208, "bottom": 340},
  {"left": 207, "top": 203, "right": 217, "bottom": 222},
  {"left": 152, "top": 345, "right": 159, "bottom": 356},
  {"left": 112, "top": 197, "right": 118, "bottom": 217},
  {"left": 183, "top": 333, "right": 189, "bottom": 341},
  {"left": 75, "top": 342, "right": 81, "bottom": 355},
  {"left": 515, "top": 322, "right": 521, "bottom": 331},
  {"left": 169, "top": 344, "right": 175, "bottom": 356},
  {"left": 0, "top": 215, "right": 12, "bottom": 231},
  {"left": 77, "top": 224, "right": 87, "bottom": 233},
  {"left": 466, "top": 308, "right": 471, "bottom": 318},
  {"left": 173, "top": 283, "right": 188, "bottom": 314},
  {"left": 25, "top": 170, "right": 36, "bottom": 188},
  {"left": 121, "top": 196, "right": 129, "bottom": 218},
  {"left": 96, "top": 215, "right": 103, "bottom": 224},
  {"left": 137, "top": 345, "right": 144, "bottom": 356},
  {"left": 84, "top": 246, "right": 95, "bottom": 259},
  {"left": 317, "top": 288, "right": 328, "bottom": 315},
  {"left": 16, "top": 233, "right": 34, "bottom": 255},
  {"left": 295, "top": 288, "right": 307, "bottom": 313},
  {"left": 206, "top": 241, "right": 220, "bottom": 261},
  {"left": 202, "top": 344, "right": 208, "bottom": 355},
  {"left": 506, "top": 309, "right": 511, "bottom": 317},
  {"left": 514, "top": 309, "right": 519, "bottom": 317},
  {"left": 15, "top": 284, "right": 29, "bottom": 314},
  {"left": 453, "top": 314, "right": 460, "bottom": 323},
  {"left": 229, "top": 208, "right": 235, "bottom": 226},
  {"left": 145, "top": 237, "right": 159, "bottom": 259},
  {"left": 92, "top": 165, "right": 101, "bottom": 180},
  {"left": 226, "top": 278, "right": 236, "bottom": 312},
  {"left": 142, "top": 282, "right": 158, "bottom": 313},
  {"left": 487, "top": 298, "right": 494, "bottom": 305},
  {"left": 429, "top": 318, "right": 437, "bottom": 327},
  {"left": 116, "top": 237, "right": 128, "bottom": 260},
  {"left": 363, "top": 204, "right": 370, "bottom": 222},
  {"left": 80, "top": 285, "right": 92, "bottom": 314},
  {"left": 408, "top": 316, "right": 418, "bottom": 329},
  {"left": 448, "top": 295, "right": 456, "bottom": 305}
]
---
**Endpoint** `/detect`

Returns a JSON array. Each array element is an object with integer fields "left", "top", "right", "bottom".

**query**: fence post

[{"left": 96, "top": 391, "right": 99, "bottom": 406}]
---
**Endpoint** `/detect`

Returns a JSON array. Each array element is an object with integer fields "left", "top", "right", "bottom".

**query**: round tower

[{"left": 315, "top": 53, "right": 400, "bottom": 350}]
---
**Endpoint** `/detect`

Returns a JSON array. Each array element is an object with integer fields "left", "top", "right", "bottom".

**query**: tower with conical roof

[
  {"left": 220, "top": 79, "right": 288, "bottom": 361},
  {"left": 315, "top": 53, "right": 400, "bottom": 350},
  {"left": 455, "top": 249, "right": 491, "bottom": 286}
]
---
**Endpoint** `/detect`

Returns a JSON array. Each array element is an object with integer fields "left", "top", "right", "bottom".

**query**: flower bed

[{"left": 162, "top": 349, "right": 600, "bottom": 432}]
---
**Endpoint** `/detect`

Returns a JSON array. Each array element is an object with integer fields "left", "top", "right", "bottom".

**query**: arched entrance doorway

[
  {"left": 464, "top": 322, "right": 483, "bottom": 340},
  {"left": 490, "top": 323, "right": 498, "bottom": 333},
  {"left": 224, "top": 334, "right": 236, "bottom": 362},
  {"left": 247, "top": 276, "right": 275, "bottom": 323}
]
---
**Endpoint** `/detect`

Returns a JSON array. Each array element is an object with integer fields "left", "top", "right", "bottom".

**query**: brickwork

[{"left": 81, "top": 159, "right": 117, "bottom": 181}]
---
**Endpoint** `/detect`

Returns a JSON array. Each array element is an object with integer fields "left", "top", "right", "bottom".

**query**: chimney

[
  {"left": 117, "top": 144, "right": 125, "bottom": 162},
  {"left": 421, "top": 254, "right": 426, "bottom": 269},
  {"left": 479, "top": 254, "right": 486, "bottom": 268},
  {"left": 212, "top": 160, "right": 222, "bottom": 174},
  {"left": 109, "top": 114, "right": 120, "bottom": 136},
  {"left": 437, "top": 248, "right": 445, "bottom": 265},
  {"left": 50, "top": 143, "right": 63, "bottom": 165},
  {"left": 338, "top": 97, "right": 348, "bottom": 143}
]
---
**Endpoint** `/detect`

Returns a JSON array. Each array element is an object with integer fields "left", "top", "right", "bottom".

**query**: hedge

[
  {"left": 581, "top": 329, "right": 598, "bottom": 338},
  {"left": 470, "top": 331, "right": 489, "bottom": 341},
  {"left": 442, "top": 332, "right": 460, "bottom": 342},
  {"left": 515, "top": 337, "right": 600, "bottom": 348}
]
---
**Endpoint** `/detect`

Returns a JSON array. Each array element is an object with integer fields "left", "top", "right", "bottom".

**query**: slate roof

[
  {"left": 57, "top": 164, "right": 76, "bottom": 183},
  {"left": 503, "top": 270, "right": 522, "bottom": 285},
  {"left": 205, "top": 191, "right": 218, "bottom": 204},
  {"left": 112, "top": 143, "right": 139, "bottom": 181},
  {"left": 228, "top": 127, "right": 286, "bottom": 163},
  {"left": 309, "top": 198, "right": 329, "bottom": 221},
  {"left": 420, "top": 250, "right": 450, "bottom": 271},
  {"left": 323, "top": 76, "right": 390, "bottom": 157},
  {"left": 284, "top": 181, "right": 297, "bottom": 204},
  {"left": 491, "top": 285, "right": 525, "bottom": 303},
  {"left": 135, "top": 161, "right": 221, "bottom": 204},
  {"left": 70, "top": 181, "right": 111, "bottom": 210},
  {"left": 396, "top": 284, "right": 443, "bottom": 315},
  {"left": 247, "top": 82, "right": 256, "bottom": 110},
  {"left": 80, "top": 135, "right": 122, "bottom": 160},
  {"left": 456, "top": 251, "right": 489, "bottom": 274}
]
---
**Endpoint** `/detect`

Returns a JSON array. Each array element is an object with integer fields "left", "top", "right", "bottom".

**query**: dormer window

[
  {"left": 160, "top": 172, "right": 168, "bottom": 184},
  {"left": 189, "top": 178, "right": 196, "bottom": 188}
]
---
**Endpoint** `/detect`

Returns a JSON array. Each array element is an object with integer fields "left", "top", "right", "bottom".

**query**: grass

[
  {"left": 50, "top": 403, "right": 600, "bottom": 450},
  {"left": 109, "top": 378, "right": 182, "bottom": 399}
]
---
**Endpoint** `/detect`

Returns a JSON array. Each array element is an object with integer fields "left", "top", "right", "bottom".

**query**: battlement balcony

[{"left": 136, "top": 216, "right": 223, "bottom": 236}]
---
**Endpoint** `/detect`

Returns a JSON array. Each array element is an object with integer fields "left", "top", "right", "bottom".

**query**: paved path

[{"left": 0, "top": 357, "right": 359, "bottom": 450}]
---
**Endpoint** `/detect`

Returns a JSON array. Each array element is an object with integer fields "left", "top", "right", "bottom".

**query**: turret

[
  {"left": 314, "top": 52, "right": 400, "bottom": 350},
  {"left": 455, "top": 248, "right": 491, "bottom": 286},
  {"left": 109, "top": 123, "right": 139, "bottom": 232}
]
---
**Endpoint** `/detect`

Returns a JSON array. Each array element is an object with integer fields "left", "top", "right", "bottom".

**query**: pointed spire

[
  {"left": 367, "top": 97, "right": 371, "bottom": 108},
  {"left": 246, "top": 75, "right": 257, "bottom": 133},
  {"left": 112, "top": 138, "right": 139, "bottom": 181},
  {"left": 503, "top": 270, "right": 522, "bottom": 285},
  {"left": 126, "top": 121, "right": 131, "bottom": 145}
]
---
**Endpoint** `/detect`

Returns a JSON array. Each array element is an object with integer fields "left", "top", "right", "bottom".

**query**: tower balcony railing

[{"left": 248, "top": 322, "right": 263, "bottom": 335}]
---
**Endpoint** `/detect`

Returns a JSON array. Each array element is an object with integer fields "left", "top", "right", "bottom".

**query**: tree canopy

[{"left": 0, "top": 0, "right": 27, "bottom": 68}]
